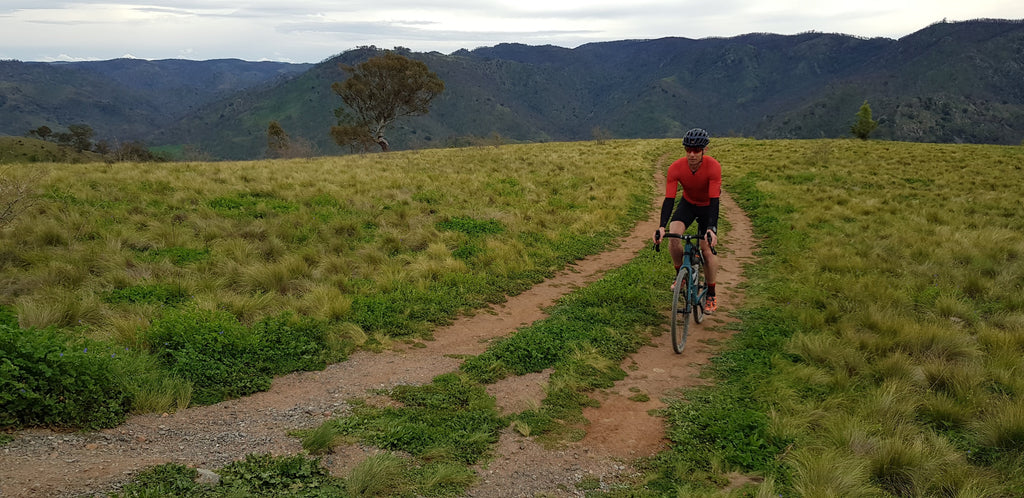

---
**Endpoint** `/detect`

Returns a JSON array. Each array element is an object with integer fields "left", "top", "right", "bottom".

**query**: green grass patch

[
  {"left": 436, "top": 216, "right": 505, "bottom": 235},
  {"left": 207, "top": 191, "right": 299, "bottom": 218},
  {"left": 133, "top": 246, "right": 211, "bottom": 265},
  {"left": 314, "top": 372, "right": 503, "bottom": 466},
  {"left": 102, "top": 283, "right": 190, "bottom": 306}
]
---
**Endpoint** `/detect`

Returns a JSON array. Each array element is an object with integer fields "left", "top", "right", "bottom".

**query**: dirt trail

[{"left": 0, "top": 178, "right": 757, "bottom": 497}]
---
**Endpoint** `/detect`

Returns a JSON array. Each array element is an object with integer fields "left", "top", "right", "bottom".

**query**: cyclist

[{"left": 655, "top": 128, "right": 721, "bottom": 313}]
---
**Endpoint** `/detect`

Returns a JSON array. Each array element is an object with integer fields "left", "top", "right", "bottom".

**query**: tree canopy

[{"left": 330, "top": 52, "right": 445, "bottom": 152}]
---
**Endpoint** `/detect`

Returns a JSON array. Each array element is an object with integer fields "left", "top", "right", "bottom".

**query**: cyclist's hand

[
  {"left": 654, "top": 227, "right": 666, "bottom": 244},
  {"left": 705, "top": 229, "right": 718, "bottom": 248}
]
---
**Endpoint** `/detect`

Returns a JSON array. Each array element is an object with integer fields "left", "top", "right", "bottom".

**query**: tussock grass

[
  {"left": 1, "top": 141, "right": 659, "bottom": 433},
  {"left": 2, "top": 141, "right": 654, "bottom": 336},
  {"left": 709, "top": 138, "right": 1024, "bottom": 495},
  {"left": 346, "top": 452, "right": 408, "bottom": 496},
  {"left": 975, "top": 399, "right": 1024, "bottom": 450},
  {"left": 789, "top": 448, "right": 873, "bottom": 497}
]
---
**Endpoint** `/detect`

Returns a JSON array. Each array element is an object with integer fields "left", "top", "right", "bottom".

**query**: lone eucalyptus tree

[{"left": 330, "top": 52, "right": 445, "bottom": 152}]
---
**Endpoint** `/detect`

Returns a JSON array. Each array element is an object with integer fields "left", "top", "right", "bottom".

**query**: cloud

[
  {"left": 1, "top": 0, "right": 1022, "bottom": 62},
  {"left": 278, "top": 19, "right": 595, "bottom": 40}
]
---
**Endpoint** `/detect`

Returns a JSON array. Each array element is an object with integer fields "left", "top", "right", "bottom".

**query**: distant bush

[{"left": 0, "top": 323, "right": 131, "bottom": 430}]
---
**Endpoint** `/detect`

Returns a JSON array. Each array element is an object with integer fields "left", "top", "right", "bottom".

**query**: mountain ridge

[{"left": 1, "top": 19, "right": 1022, "bottom": 160}]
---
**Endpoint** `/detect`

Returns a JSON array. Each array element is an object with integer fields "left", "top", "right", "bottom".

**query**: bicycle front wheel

[{"left": 670, "top": 267, "right": 691, "bottom": 354}]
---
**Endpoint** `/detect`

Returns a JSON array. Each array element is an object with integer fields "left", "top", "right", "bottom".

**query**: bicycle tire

[
  {"left": 670, "top": 267, "right": 691, "bottom": 354},
  {"left": 693, "top": 261, "right": 706, "bottom": 324}
]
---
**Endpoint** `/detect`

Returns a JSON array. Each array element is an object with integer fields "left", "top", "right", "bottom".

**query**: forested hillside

[{"left": 1, "top": 19, "right": 1021, "bottom": 159}]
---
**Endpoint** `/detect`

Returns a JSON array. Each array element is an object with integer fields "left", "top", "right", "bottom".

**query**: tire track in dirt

[
  {"left": 467, "top": 190, "right": 757, "bottom": 497},
  {"left": 0, "top": 169, "right": 757, "bottom": 497}
]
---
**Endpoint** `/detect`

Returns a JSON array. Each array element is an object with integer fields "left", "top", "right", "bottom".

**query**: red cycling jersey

[{"left": 665, "top": 155, "right": 722, "bottom": 206}]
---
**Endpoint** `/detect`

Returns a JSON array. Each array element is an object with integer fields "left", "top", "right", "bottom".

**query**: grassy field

[
  {"left": 3, "top": 138, "right": 1024, "bottom": 496},
  {"left": 702, "top": 139, "right": 1024, "bottom": 496},
  {"left": 0, "top": 140, "right": 663, "bottom": 421},
  {"left": 2, "top": 141, "right": 658, "bottom": 335}
]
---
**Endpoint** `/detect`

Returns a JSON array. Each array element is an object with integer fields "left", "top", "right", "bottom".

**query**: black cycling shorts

[{"left": 670, "top": 197, "right": 713, "bottom": 235}]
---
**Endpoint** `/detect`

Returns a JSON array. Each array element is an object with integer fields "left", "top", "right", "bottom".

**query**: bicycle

[{"left": 653, "top": 231, "right": 716, "bottom": 354}]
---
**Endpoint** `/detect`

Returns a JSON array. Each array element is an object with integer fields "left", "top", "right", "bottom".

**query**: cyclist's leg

[
  {"left": 696, "top": 208, "right": 718, "bottom": 312},
  {"left": 667, "top": 220, "right": 687, "bottom": 269},
  {"left": 669, "top": 199, "right": 698, "bottom": 269},
  {"left": 699, "top": 239, "right": 718, "bottom": 286}
]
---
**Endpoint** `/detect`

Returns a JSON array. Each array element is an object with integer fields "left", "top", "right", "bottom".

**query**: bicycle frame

[
  {"left": 657, "top": 233, "right": 707, "bottom": 308},
  {"left": 654, "top": 231, "right": 716, "bottom": 353}
]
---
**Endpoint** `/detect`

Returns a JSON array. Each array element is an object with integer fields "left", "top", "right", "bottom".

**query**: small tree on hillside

[
  {"left": 51, "top": 124, "right": 95, "bottom": 152},
  {"left": 266, "top": 121, "right": 317, "bottom": 158},
  {"left": 267, "top": 121, "right": 290, "bottom": 158},
  {"left": 27, "top": 126, "right": 53, "bottom": 141},
  {"left": 330, "top": 52, "right": 445, "bottom": 152},
  {"left": 851, "top": 101, "right": 879, "bottom": 140}
]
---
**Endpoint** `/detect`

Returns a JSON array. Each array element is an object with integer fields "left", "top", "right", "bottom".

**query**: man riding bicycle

[{"left": 655, "top": 128, "right": 721, "bottom": 314}]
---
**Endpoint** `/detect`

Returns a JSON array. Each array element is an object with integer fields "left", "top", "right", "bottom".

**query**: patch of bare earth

[{"left": 0, "top": 178, "right": 757, "bottom": 497}]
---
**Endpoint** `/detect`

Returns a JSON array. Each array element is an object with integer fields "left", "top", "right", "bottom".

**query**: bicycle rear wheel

[{"left": 670, "top": 267, "right": 691, "bottom": 354}]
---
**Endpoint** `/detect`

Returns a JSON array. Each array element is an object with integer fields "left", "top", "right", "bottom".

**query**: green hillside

[
  {"left": 0, "top": 136, "right": 103, "bottom": 164},
  {"left": 0, "top": 58, "right": 311, "bottom": 146},
  {"left": 3, "top": 20, "right": 1023, "bottom": 160},
  {"left": 152, "top": 19, "right": 1024, "bottom": 159}
]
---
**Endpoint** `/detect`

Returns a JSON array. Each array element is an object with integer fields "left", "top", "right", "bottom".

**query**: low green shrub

[
  {"left": 146, "top": 307, "right": 269, "bottom": 405},
  {"left": 253, "top": 312, "right": 345, "bottom": 375},
  {"left": 147, "top": 307, "right": 345, "bottom": 406},
  {"left": 219, "top": 453, "right": 343, "bottom": 496},
  {"left": 207, "top": 192, "right": 298, "bottom": 219},
  {"left": 0, "top": 323, "right": 131, "bottom": 430},
  {"left": 114, "top": 455, "right": 346, "bottom": 497},
  {"left": 115, "top": 463, "right": 200, "bottom": 497},
  {"left": 0, "top": 305, "right": 16, "bottom": 328}
]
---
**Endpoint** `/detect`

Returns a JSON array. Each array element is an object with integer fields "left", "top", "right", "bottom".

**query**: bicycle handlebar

[{"left": 653, "top": 231, "right": 717, "bottom": 255}]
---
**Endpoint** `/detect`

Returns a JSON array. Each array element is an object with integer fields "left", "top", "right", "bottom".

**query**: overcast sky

[{"left": 2, "top": 1, "right": 1022, "bottom": 63}]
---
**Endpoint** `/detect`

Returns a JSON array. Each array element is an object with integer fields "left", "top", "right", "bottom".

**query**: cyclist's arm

[
  {"left": 707, "top": 197, "right": 719, "bottom": 235},
  {"left": 706, "top": 159, "right": 722, "bottom": 238},
  {"left": 659, "top": 197, "right": 675, "bottom": 229}
]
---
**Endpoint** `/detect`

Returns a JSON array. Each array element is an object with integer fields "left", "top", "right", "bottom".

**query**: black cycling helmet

[{"left": 682, "top": 128, "right": 710, "bottom": 148}]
